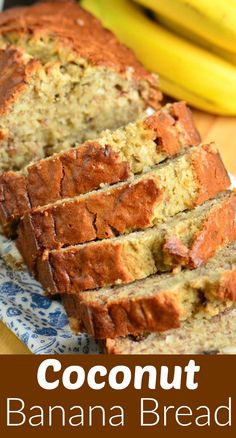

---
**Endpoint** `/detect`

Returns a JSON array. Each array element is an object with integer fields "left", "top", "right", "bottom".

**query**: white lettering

[
  {"left": 29, "top": 406, "right": 44, "bottom": 427},
  {"left": 195, "top": 406, "right": 211, "bottom": 426},
  {"left": 87, "top": 366, "right": 107, "bottom": 390},
  {"left": 49, "top": 406, "right": 66, "bottom": 427},
  {"left": 160, "top": 366, "right": 182, "bottom": 390},
  {"left": 134, "top": 366, "right": 157, "bottom": 390},
  {"left": 89, "top": 406, "right": 105, "bottom": 426},
  {"left": 214, "top": 398, "right": 231, "bottom": 427},
  {"left": 184, "top": 360, "right": 200, "bottom": 390},
  {"left": 69, "top": 406, "right": 84, "bottom": 426},
  {"left": 175, "top": 406, "right": 192, "bottom": 426},
  {"left": 7, "top": 398, "right": 26, "bottom": 426},
  {"left": 62, "top": 366, "right": 85, "bottom": 390},
  {"left": 108, "top": 366, "right": 131, "bottom": 390},
  {"left": 37, "top": 359, "right": 61, "bottom": 390},
  {"left": 141, "top": 398, "right": 159, "bottom": 426},
  {"left": 109, "top": 406, "right": 124, "bottom": 426}
]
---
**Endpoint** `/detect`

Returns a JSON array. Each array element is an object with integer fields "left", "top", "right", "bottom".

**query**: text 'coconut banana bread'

[
  {"left": 0, "top": 0, "right": 162, "bottom": 172},
  {"left": 0, "top": 101, "right": 200, "bottom": 233},
  {"left": 62, "top": 241, "right": 236, "bottom": 339},
  {"left": 104, "top": 306, "right": 236, "bottom": 354},
  {"left": 19, "top": 190, "right": 236, "bottom": 288}
]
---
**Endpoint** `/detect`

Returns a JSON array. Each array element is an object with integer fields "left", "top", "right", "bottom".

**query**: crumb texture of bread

[
  {"left": 0, "top": 1, "right": 162, "bottom": 172},
  {"left": 62, "top": 241, "right": 236, "bottom": 339},
  {"left": 0, "top": 102, "right": 200, "bottom": 230},
  {"left": 104, "top": 307, "right": 236, "bottom": 354}
]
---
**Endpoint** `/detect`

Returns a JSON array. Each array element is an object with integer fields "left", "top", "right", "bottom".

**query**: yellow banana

[
  {"left": 134, "top": 0, "right": 236, "bottom": 54},
  {"left": 82, "top": 0, "right": 236, "bottom": 115},
  {"left": 156, "top": 14, "right": 236, "bottom": 66},
  {"left": 159, "top": 76, "right": 221, "bottom": 115}
]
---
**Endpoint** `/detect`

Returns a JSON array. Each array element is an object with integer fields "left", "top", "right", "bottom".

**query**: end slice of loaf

[
  {"left": 0, "top": 1, "right": 161, "bottom": 173},
  {"left": 63, "top": 241, "right": 236, "bottom": 339},
  {"left": 20, "top": 190, "right": 236, "bottom": 287},
  {"left": 0, "top": 102, "right": 200, "bottom": 232},
  {"left": 104, "top": 307, "right": 236, "bottom": 354}
]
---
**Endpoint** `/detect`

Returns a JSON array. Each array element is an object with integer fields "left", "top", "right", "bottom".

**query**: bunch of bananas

[{"left": 81, "top": 0, "right": 236, "bottom": 115}]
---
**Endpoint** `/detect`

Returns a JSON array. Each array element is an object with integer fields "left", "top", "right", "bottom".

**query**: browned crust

[
  {"left": 164, "top": 193, "right": 236, "bottom": 268},
  {"left": 63, "top": 268, "right": 236, "bottom": 339},
  {"left": 192, "top": 143, "right": 230, "bottom": 205},
  {"left": 61, "top": 293, "right": 83, "bottom": 333},
  {"left": 189, "top": 195, "right": 236, "bottom": 267},
  {"left": 0, "top": 142, "right": 131, "bottom": 230},
  {"left": 67, "top": 292, "right": 182, "bottom": 338},
  {"left": 144, "top": 101, "right": 200, "bottom": 156},
  {"left": 28, "top": 143, "right": 131, "bottom": 206},
  {"left": 34, "top": 178, "right": 162, "bottom": 292},
  {"left": 25, "top": 238, "right": 133, "bottom": 289},
  {"left": 0, "top": 102, "right": 199, "bottom": 230},
  {"left": 162, "top": 237, "right": 190, "bottom": 266},
  {"left": 19, "top": 178, "right": 162, "bottom": 265},
  {"left": 211, "top": 269, "right": 236, "bottom": 302},
  {"left": 171, "top": 102, "right": 201, "bottom": 146},
  {"left": 85, "top": 178, "right": 162, "bottom": 236},
  {"left": 21, "top": 192, "right": 236, "bottom": 289},
  {"left": 0, "top": 171, "right": 30, "bottom": 232},
  {"left": 0, "top": 46, "right": 40, "bottom": 116},
  {"left": 16, "top": 213, "right": 41, "bottom": 272},
  {"left": 0, "top": 0, "right": 161, "bottom": 104}
]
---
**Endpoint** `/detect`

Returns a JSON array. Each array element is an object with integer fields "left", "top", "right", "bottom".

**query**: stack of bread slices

[{"left": 0, "top": 1, "right": 235, "bottom": 354}]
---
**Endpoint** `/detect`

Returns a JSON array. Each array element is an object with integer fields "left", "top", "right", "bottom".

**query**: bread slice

[
  {"left": 0, "top": 102, "right": 200, "bottom": 232},
  {"left": 19, "top": 191, "right": 236, "bottom": 285},
  {"left": 62, "top": 241, "right": 236, "bottom": 339},
  {"left": 104, "top": 307, "right": 236, "bottom": 354},
  {"left": 0, "top": 1, "right": 161, "bottom": 173}
]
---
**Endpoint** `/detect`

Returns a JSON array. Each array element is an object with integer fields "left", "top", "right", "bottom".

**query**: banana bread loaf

[
  {"left": 0, "top": 1, "right": 161, "bottom": 172},
  {"left": 104, "top": 307, "right": 236, "bottom": 354},
  {"left": 18, "top": 191, "right": 236, "bottom": 281},
  {"left": 63, "top": 241, "right": 236, "bottom": 338},
  {"left": 0, "top": 102, "right": 200, "bottom": 233}
]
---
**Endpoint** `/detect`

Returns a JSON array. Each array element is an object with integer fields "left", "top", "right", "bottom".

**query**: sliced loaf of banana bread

[
  {"left": 19, "top": 191, "right": 236, "bottom": 284},
  {"left": 0, "top": 102, "right": 200, "bottom": 233},
  {"left": 17, "top": 143, "right": 230, "bottom": 277},
  {"left": 63, "top": 241, "right": 236, "bottom": 338},
  {"left": 0, "top": 1, "right": 161, "bottom": 173},
  {"left": 30, "top": 144, "right": 230, "bottom": 293},
  {"left": 104, "top": 307, "right": 236, "bottom": 354}
]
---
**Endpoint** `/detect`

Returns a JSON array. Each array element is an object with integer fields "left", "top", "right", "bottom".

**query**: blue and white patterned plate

[{"left": 0, "top": 175, "right": 235, "bottom": 354}]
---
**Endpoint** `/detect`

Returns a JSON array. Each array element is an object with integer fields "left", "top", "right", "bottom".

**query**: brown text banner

[{"left": 0, "top": 355, "right": 235, "bottom": 437}]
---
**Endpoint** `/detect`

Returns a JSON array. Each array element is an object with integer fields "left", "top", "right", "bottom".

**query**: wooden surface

[{"left": 0, "top": 111, "right": 235, "bottom": 354}]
